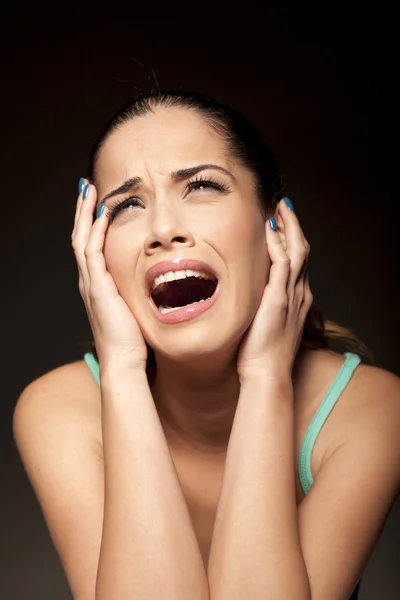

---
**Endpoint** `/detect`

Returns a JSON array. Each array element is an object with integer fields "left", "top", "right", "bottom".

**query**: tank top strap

[
  {"left": 83, "top": 352, "right": 100, "bottom": 386},
  {"left": 298, "top": 352, "right": 362, "bottom": 496}
]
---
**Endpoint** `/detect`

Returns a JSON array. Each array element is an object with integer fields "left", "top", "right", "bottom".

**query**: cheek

[
  {"left": 103, "top": 231, "right": 137, "bottom": 289},
  {"left": 213, "top": 207, "right": 269, "bottom": 306},
  {"left": 217, "top": 207, "right": 268, "bottom": 274}
]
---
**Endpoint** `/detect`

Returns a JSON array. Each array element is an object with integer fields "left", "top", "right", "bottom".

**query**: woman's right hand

[{"left": 71, "top": 180, "right": 148, "bottom": 372}]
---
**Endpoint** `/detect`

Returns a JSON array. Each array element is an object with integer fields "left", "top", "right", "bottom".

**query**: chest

[{"left": 167, "top": 403, "right": 327, "bottom": 568}]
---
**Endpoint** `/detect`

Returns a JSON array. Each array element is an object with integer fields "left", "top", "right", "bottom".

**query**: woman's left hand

[{"left": 237, "top": 197, "right": 313, "bottom": 383}]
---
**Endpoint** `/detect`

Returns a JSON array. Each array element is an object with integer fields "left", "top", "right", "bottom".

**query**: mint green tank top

[{"left": 83, "top": 350, "right": 361, "bottom": 496}]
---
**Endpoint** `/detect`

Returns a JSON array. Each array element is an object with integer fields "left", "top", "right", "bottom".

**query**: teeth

[
  {"left": 159, "top": 299, "right": 205, "bottom": 314},
  {"left": 152, "top": 269, "right": 214, "bottom": 294}
]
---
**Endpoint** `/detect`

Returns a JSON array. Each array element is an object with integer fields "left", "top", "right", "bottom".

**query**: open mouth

[{"left": 151, "top": 270, "right": 218, "bottom": 314}]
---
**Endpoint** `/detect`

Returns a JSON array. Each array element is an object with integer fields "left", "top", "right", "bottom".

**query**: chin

[{"left": 145, "top": 317, "right": 248, "bottom": 370}]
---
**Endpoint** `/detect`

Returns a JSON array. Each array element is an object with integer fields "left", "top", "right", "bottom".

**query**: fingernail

[
  {"left": 78, "top": 177, "right": 85, "bottom": 194},
  {"left": 96, "top": 203, "right": 105, "bottom": 218},
  {"left": 269, "top": 217, "right": 277, "bottom": 231},
  {"left": 83, "top": 184, "right": 90, "bottom": 200},
  {"left": 283, "top": 196, "right": 295, "bottom": 212}
]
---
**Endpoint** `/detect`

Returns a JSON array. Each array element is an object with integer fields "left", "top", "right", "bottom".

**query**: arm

[
  {"left": 96, "top": 362, "right": 209, "bottom": 600},
  {"left": 13, "top": 361, "right": 209, "bottom": 600},
  {"left": 207, "top": 374, "right": 310, "bottom": 600},
  {"left": 207, "top": 367, "right": 400, "bottom": 600},
  {"left": 66, "top": 180, "right": 209, "bottom": 599}
]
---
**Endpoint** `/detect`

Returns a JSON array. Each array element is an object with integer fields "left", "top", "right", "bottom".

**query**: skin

[{"left": 93, "top": 105, "right": 277, "bottom": 453}]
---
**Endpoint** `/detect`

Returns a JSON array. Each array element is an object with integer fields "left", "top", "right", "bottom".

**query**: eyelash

[{"left": 107, "top": 174, "right": 228, "bottom": 222}]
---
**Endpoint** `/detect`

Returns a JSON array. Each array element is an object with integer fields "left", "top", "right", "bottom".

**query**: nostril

[{"left": 149, "top": 237, "right": 187, "bottom": 249}]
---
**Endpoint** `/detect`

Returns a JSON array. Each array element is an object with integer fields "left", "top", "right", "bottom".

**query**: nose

[{"left": 144, "top": 202, "right": 195, "bottom": 255}]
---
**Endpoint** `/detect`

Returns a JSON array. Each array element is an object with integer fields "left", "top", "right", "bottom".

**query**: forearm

[
  {"left": 207, "top": 374, "right": 310, "bottom": 600},
  {"left": 96, "top": 364, "right": 209, "bottom": 600}
]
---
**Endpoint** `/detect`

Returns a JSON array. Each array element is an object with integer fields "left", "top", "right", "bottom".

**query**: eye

[
  {"left": 108, "top": 196, "right": 142, "bottom": 222},
  {"left": 186, "top": 175, "right": 227, "bottom": 194}
]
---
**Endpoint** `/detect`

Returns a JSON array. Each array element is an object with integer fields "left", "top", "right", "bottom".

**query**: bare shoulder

[
  {"left": 315, "top": 348, "right": 400, "bottom": 410},
  {"left": 295, "top": 351, "right": 400, "bottom": 597},
  {"left": 14, "top": 359, "right": 102, "bottom": 447},
  {"left": 13, "top": 360, "right": 103, "bottom": 599},
  {"left": 16, "top": 358, "right": 101, "bottom": 401},
  {"left": 305, "top": 348, "right": 400, "bottom": 457}
]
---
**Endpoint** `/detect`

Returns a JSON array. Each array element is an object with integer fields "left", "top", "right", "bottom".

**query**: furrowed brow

[
  {"left": 100, "top": 164, "right": 235, "bottom": 205},
  {"left": 101, "top": 176, "right": 142, "bottom": 204}
]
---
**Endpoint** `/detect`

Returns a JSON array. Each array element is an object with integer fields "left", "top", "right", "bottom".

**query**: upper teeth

[{"left": 152, "top": 270, "right": 214, "bottom": 294}]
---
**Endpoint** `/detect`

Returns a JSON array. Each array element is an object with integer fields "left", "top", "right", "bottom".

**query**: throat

[
  {"left": 162, "top": 413, "right": 231, "bottom": 455},
  {"left": 151, "top": 360, "right": 241, "bottom": 454}
]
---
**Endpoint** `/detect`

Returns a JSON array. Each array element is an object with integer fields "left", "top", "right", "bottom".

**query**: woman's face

[{"left": 95, "top": 106, "right": 270, "bottom": 362}]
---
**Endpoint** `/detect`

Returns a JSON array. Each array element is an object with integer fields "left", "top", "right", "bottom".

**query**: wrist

[
  {"left": 99, "top": 360, "right": 148, "bottom": 389},
  {"left": 239, "top": 369, "right": 293, "bottom": 398},
  {"left": 239, "top": 360, "right": 292, "bottom": 387}
]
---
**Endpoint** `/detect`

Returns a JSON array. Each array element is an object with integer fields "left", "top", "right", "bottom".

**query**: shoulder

[
  {"left": 13, "top": 359, "right": 102, "bottom": 456},
  {"left": 299, "top": 347, "right": 400, "bottom": 414},
  {"left": 314, "top": 349, "right": 400, "bottom": 419},
  {"left": 296, "top": 351, "right": 400, "bottom": 597},
  {"left": 310, "top": 349, "right": 400, "bottom": 466},
  {"left": 12, "top": 361, "right": 105, "bottom": 599},
  {"left": 295, "top": 349, "right": 400, "bottom": 475},
  {"left": 15, "top": 358, "right": 101, "bottom": 405}
]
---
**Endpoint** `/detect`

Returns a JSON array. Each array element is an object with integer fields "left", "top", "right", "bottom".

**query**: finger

[
  {"left": 72, "top": 184, "right": 98, "bottom": 287},
  {"left": 300, "top": 271, "right": 314, "bottom": 319},
  {"left": 72, "top": 180, "right": 89, "bottom": 295},
  {"left": 84, "top": 203, "right": 113, "bottom": 296},
  {"left": 277, "top": 198, "right": 309, "bottom": 292},
  {"left": 266, "top": 217, "right": 291, "bottom": 307},
  {"left": 274, "top": 212, "right": 287, "bottom": 252},
  {"left": 72, "top": 178, "right": 88, "bottom": 239}
]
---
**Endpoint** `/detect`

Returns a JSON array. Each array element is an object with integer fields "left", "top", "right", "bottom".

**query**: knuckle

[
  {"left": 72, "top": 234, "right": 84, "bottom": 252},
  {"left": 89, "top": 287, "right": 102, "bottom": 304},
  {"left": 274, "top": 293, "right": 288, "bottom": 311},
  {"left": 84, "top": 243, "right": 93, "bottom": 258},
  {"left": 279, "top": 255, "right": 291, "bottom": 268},
  {"left": 305, "top": 286, "right": 313, "bottom": 306},
  {"left": 298, "top": 245, "right": 308, "bottom": 260}
]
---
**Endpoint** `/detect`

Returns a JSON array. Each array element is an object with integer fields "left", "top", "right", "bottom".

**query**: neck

[
  {"left": 150, "top": 346, "right": 308, "bottom": 455},
  {"left": 151, "top": 351, "right": 241, "bottom": 454}
]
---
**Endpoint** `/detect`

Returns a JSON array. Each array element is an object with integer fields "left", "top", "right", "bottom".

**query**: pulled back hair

[{"left": 87, "top": 89, "right": 374, "bottom": 366}]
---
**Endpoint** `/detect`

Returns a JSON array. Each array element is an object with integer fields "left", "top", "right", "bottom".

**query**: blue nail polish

[
  {"left": 283, "top": 196, "right": 294, "bottom": 212},
  {"left": 78, "top": 178, "right": 85, "bottom": 194},
  {"left": 269, "top": 217, "right": 277, "bottom": 231},
  {"left": 83, "top": 184, "right": 90, "bottom": 200},
  {"left": 96, "top": 203, "right": 105, "bottom": 218}
]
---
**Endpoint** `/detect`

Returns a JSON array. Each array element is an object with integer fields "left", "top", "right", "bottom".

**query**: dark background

[{"left": 1, "top": 4, "right": 397, "bottom": 599}]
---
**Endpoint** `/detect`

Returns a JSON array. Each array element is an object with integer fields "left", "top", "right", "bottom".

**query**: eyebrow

[{"left": 100, "top": 164, "right": 236, "bottom": 204}]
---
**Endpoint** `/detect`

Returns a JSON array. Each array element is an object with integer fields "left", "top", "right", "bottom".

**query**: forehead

[{"left": 95, "top": 106, "right": 234, "bottom": 185}]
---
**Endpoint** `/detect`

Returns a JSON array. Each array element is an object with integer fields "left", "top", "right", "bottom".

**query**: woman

[{"left": 13, "top": 90, "right": 400, "bottom": 600}]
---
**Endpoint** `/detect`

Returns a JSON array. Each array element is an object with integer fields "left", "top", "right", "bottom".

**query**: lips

[
  {"left": 144, "top": 258, "right": 220, "bottom": 324},
  {"left": 145, "top": 258, "right": 218, "bottom": 296}
]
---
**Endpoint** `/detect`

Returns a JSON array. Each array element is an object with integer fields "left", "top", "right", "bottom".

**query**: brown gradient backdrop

[{"left": 1, "top": 5, "right": 397, "bottom": 599}]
